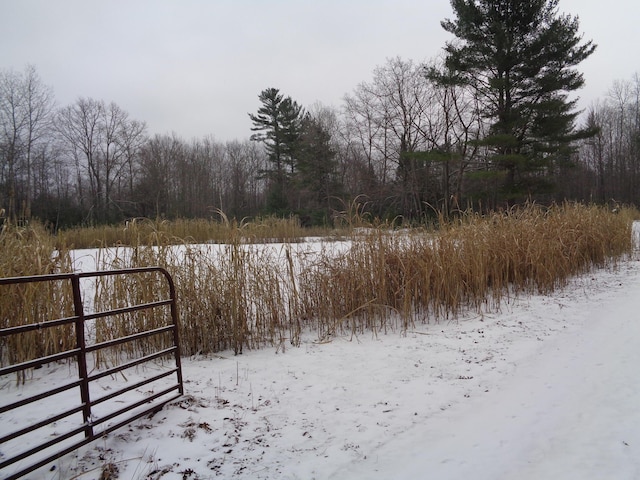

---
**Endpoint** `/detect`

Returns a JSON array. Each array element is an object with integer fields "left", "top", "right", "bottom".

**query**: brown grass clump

[
  {"left": 80, "top": 217, "right": 298, "bottom": 357},
  {"left": 0, "top": 224, "right": 75, "bottom": 380},
  {"left": 1, "top": 203, "right": 635, "bottom": 365},
  {"left": 57, "top": 215, "right": 333, "bottom": 249},
  {"left": 296, "top": 203, "right": 633, "bottom": 338}
]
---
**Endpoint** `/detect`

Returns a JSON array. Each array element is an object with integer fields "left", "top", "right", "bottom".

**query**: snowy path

[
  {"left": 90, "top": 256, "right": 640, "bottom": 480},
  {"left": 340, "top": 261, "right": 640, "bottom": 480},
  {"left": 5, "top": 253, "right": 640, "bottom": 479}
]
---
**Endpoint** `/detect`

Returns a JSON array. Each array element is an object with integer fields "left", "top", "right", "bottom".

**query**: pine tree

[
  {"left": 440, "top": 0, "right": 596, "bottom": 202},
  {"left": 249, "top": 88, "right": 304, "bottom": 213}
]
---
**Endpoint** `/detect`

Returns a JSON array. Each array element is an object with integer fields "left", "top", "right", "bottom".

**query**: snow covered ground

[{"left": 2, "top": 228, "right": 640, "bottom": 479}]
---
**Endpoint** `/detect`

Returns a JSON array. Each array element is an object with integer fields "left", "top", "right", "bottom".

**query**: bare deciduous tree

[
  {"left": 343, "top": 56, "right": 485, "bottom": 218},
  {"left": 56, "top": 98, "right": 146, "bottom": 222},
  {"left": 0, "top": 65, "right": 54, "bottom": 221},
  {"left": 577, "top": 74, "right": 640, "bottom": 205}
]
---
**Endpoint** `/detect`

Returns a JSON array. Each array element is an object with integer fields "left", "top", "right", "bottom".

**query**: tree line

[{"left": 1, "top": 1, "right": 639, "bottom": 229}]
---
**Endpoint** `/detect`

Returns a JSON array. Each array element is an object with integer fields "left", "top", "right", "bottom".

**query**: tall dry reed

[
  {"left": 295, "top": 203, "right": 633, "bottom": 338},
  {"left": 83, "top": 218, "right": 301, "bottom": 361},
  {"left": 1, "top": 204, "right": 635, "bottom": 366},
  {"left": 58, "top": 215, "right": 332, "bottom": 249},
  {"left": 0, "top": 224, "right": 75, "bottom": 382}
]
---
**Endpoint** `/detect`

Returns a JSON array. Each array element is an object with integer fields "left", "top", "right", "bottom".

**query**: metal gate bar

[{"left": 0, "top": 267, "right": 184, "bottom": 480}]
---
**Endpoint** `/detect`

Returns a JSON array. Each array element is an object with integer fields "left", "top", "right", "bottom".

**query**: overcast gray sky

[{"left": 1, "top": 0, "right": 638, "bottom": 141}]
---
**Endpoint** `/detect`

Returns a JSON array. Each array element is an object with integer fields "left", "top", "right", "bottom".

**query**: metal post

[
  {"left": 162, "top": 268, "right": 184, "bottom": 395},
  {"left": 71, "top": 274, "right": 93, "bottom": 438}
]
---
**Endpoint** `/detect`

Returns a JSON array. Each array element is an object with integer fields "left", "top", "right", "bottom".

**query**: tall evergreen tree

[
  {"left": 439, "top": 0, "right": 596, "bottom": 202},
  {"left": 249, "top": 88, "right": 304, "bottom": 213}
]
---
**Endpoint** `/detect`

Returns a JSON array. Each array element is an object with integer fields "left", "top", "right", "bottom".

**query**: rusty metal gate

[{"left": 0, "top": 267, "right": 184, "bottom": 480}]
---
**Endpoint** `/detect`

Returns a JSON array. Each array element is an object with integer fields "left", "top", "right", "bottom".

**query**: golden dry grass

[
  {"left": 0, "top": 203, "right": 635, "bottom": 370},
  {"left": 0, "top": 223, "right": 75, "bottom": 382},
  {"left": 300, "top": 203, "right": 633, "bottom": 339},
  {"left": 57, "top": 215, "right": 334, "bottom": 249}
]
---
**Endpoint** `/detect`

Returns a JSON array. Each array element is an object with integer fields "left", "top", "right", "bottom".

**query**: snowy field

[{"left": 2, "top": 226, "right": 640, "bottom": 479}]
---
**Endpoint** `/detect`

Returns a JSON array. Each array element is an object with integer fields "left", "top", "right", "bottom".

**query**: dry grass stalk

[
  {"left": 1, "top": 203, "right": 635, "bottom": 368},
  {"left": 58, "top": 215, "right": 334, "bottom": 249},
  {"left": 0, "top": 224, "right": 75, "bottom": 382},
  {"left": 296, "top": 203, "right": 632, "bottom": 339}
]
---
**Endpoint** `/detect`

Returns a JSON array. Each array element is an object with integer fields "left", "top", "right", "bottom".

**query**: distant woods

[{"left": 1, "top": 3, "right": 639, "bottom": 228}]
